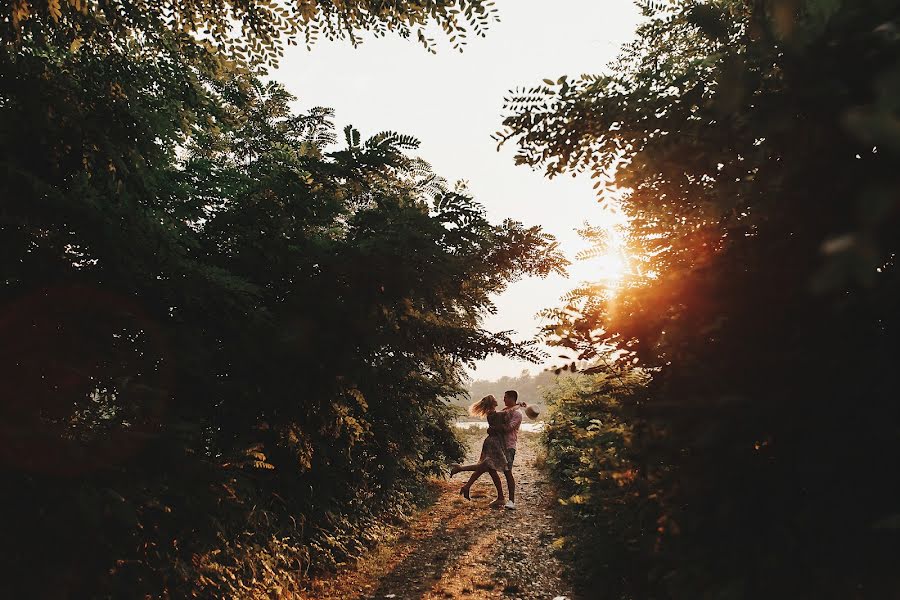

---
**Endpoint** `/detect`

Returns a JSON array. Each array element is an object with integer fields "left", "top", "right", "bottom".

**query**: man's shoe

[{"left": 504, "top": 500, "right": 516, "bottom": 510}]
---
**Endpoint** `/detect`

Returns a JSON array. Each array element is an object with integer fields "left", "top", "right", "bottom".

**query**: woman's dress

[{"left": 477, "top": 410, "right": 510, "bottom": 471}]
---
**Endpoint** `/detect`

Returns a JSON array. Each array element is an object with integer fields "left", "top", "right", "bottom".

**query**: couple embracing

[{"left": 449, "top": 390, "right": 527, "bottom": 510}]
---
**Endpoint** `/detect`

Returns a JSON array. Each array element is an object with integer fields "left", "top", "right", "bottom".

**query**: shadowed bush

[{"left": 0, "top": 6, "right": 565, "bottom": 594}]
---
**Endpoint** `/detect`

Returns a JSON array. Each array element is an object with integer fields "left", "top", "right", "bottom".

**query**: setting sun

[
  {"left": 572, "top": 202, "right": 633, "bottom": 294},
  {"left": 592, "top": 248, "right": 631, "bottom": 289}
]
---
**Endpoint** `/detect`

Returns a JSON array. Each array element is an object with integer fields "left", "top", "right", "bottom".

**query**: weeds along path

[{"left": 300, "top": 432, "right": 575, "bottom": 600}]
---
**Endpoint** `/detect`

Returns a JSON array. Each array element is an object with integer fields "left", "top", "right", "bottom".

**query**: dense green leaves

[
  {"left": 541, "top": 370, "right": 653, "bottom": 599},
  {"left": 2, "top": 0, "right": 500, "bottom": 65},
  {"left": 0, "top": 1, "right": 569, "bottom": 594},
  {"left": 507, "top": 0, "right": 900, "bottom": 597}
]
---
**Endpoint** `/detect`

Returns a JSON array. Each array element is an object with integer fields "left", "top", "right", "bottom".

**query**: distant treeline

[{"left": 458, "top": 367, "right": 583, "bottom": 417}]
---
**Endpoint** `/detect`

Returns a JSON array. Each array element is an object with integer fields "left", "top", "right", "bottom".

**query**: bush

[{"left": 0, "top": 14, "right": 564, "bottom": 593}]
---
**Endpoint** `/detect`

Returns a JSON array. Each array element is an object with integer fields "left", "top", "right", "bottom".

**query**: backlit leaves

[
  {"left": 508, "top": 1, "right": 900, "bottom": 597},
  {"left": 2, "top": 0, "right": 500, "bottom": 66}
]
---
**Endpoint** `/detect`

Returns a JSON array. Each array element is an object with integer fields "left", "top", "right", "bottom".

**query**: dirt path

[{"left": 299, "top": 432, "right": 575, "bottom": 599}]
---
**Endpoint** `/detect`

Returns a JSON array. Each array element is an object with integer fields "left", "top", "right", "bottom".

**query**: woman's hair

[{"left": 469, "top": 394, "right": 497, "bottom": 417}]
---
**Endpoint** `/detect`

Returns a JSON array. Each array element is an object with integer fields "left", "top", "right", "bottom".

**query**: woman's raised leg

[{"left": 449, "top": 462, "right": 480, "bottom": 476}]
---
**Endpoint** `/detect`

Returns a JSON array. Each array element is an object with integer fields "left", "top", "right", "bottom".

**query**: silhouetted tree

[
  {"left": 504, "top": 1, "right": 900, "bottom": 597},
  {"left": 0, "top": 1, "right": 570, "bottom": 595}
]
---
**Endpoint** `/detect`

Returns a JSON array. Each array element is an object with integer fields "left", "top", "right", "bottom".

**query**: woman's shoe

[
  {"left": 459, "top": 487, "right": 471, "bottom": 500},
  {"left": 488, "top": 499, "right": 505, "bottom": 509}
]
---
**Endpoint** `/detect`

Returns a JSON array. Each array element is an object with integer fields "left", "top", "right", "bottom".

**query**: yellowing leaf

[
  {"left": 11, "top": 0, "right": 31, "bottom": 28},
  {"left": 48, "top": 0, "right": 62, "bottom": 22}
]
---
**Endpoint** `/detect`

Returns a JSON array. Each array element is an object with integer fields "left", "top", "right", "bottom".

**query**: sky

[{"left": 276, "top": 1, "right": 643, "bottom": 381}]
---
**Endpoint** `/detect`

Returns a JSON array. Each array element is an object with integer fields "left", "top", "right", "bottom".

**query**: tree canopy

[
  {"left": 2, "top": 0, "right": 499, "bottom": 63},
  {"left": 0, "top": 1, "right": 569, "bottom": 595},
  {"left": 505, "top": 0, "right": 900, "bottom": 597}
]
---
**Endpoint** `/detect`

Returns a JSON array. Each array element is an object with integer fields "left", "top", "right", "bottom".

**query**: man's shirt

[{"left": 503, "top": 406, "right": 523, "bottom": 449}]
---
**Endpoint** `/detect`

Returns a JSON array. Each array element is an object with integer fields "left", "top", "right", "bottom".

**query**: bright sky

[{"left": 277, "top": 1, "right": 642, "bottom": 381}]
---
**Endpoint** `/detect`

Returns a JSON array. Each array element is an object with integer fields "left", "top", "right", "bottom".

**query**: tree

[
  {"left": 502, "top": 0, "right": 900, "bottom": 597},
  {"left": 0, "top": 1, "right": 572, "bottom": 594},
  {"left": 2, "top": 0, "right": 499, "bottom": 63}
]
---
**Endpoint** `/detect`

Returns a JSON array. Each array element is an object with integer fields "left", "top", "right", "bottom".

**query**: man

[{"left": 500, "top": 389, "right": 523, "bottom": 510}]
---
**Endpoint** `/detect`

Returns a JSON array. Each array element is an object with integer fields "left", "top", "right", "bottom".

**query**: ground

[{"left": 299, "top": 431, "right": 575, "bottom": 599}]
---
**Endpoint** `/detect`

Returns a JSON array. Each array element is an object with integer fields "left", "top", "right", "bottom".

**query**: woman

[{"left": 449, "top": 394, "right": 512, "bottom": 508}]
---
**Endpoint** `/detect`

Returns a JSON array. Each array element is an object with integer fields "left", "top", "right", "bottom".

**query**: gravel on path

[{"left": 299, "top": 432, "right": 575, "bottom": 600}]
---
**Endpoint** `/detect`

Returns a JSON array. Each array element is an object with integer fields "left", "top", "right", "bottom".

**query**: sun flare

[
  {"left": 593, "top": 249, "right": 630, "bottom": 287},
  {"left": 577, "top": 215, "right": 633, "bottom": 294}
]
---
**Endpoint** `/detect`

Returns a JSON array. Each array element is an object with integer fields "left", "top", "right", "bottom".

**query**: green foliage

[
  {"left": 504, "top": 1, "right": 900, "bottom": 597},
  {"left": 0, "top": 3, "right": 566, "bottom": 594},
  {"left": 2, "top": 0, "right": 499, "bottom": 64},
  {"left": 542, "top": 370, "right": 656, "bottom": 599}
]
